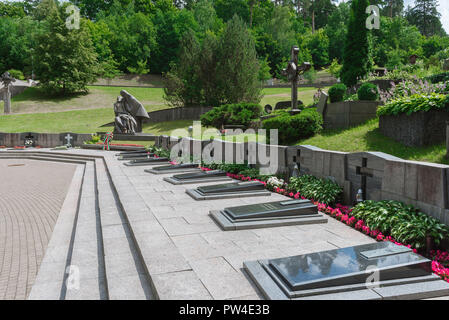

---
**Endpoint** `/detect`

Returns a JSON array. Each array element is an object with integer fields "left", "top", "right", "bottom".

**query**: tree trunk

[
  {"left": 312, "top": 9, "right": 315, "bottom": 33},
  {"left": 250, "top": 3, "right": 253, "bottom": 28}
]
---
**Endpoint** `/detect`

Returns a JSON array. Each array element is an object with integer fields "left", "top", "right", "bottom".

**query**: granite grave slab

[
  {"left": 187, "top": 181, "right": 271, "bottom": 200},
  {"left": 118, "top": 152, "right": 155, "bottom": 160},
  {"left": 244, "top": 241, "right": 449, "bottom": 300},
  {"left": 145, "top": 163, "right": 201, "bottom": 175},
  {"left": 163, "top": 170, "right": 233, "bottom": 185},
  {"left": 123, "top": 157, "right": 170, "bottom": 167},
  {"left": 210, "top": 199, "right": 327, "bottom": 231}
]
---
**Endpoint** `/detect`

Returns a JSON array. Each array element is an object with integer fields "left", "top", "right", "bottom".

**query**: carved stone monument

[
  {"left": 1, "top": 72, "right": 16, "bottom": 114},
  {"left": 113, "top": 90, "right": 150, "bottom": 134},
  {"left": 282, "top": 46, "right": 311, "bottom": 114}
]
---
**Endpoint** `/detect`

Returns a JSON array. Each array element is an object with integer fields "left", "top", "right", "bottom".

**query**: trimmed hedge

[
  {"left": 262, "top": 109, "right": 323, "bottom": 145},
  {"left": 357, "top": 83, "right": 379, "bottom": 101},
  {"left": 328, "top": 83, "right": 347, "bottom": 103},
  {"left": 200, "top": 103, "right": 262, "bottom": 129},
  {"left": 377, "top": 93, "right": 449, "bottom": 116}
]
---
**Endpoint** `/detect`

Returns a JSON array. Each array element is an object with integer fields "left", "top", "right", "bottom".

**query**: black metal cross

[{"left": 356, "top": 158, "right": 374, "bottom": 200}]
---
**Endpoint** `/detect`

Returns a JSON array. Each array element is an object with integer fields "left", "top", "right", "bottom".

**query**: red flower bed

[{"left": 205, "top": 167, "right": 449, "bottom": 283}]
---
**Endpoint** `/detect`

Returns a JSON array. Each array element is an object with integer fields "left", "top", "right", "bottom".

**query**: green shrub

[
  {"left": 200, "top": 103, "right": 262, "bottom": 129},
  {"left": 84, "top": 134, "right": 101, "bottom": 145},
  {"left": 262, "top": 109, "right": 323, "bottom": 145},
  {"left": 7, "top": 69, "right": 25, "bottom": 80},
  {"left": 287, "top": 175, "right": 343, "bottom": 206},
  {"left": 377, "top": 93, "right": 449, "bottom": 116},
  {"left": 328, "top": 84, "right": 347, "bottom": 103},
  {"left": 352, "top": 200, "right": 449, "bottom": 250},
  {"left": 426, "top": 72, "right": 449, "bottom": 84},
  {"left": 357, "top": 83, "right": 379, "bottom": 101}
]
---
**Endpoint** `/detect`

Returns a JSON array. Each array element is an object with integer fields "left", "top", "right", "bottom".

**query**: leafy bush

[
  {"left": 357, "top": 83, "right": 379, "bottom": 101},
  {"left": 377, "top": 93, "right": 449, "bottom": 116},
  {"left": 352, "top": 200, "right": 449, "bottom": 250},
  {"left": 7, "top": 69, "right": 24, "bottom": 80},
  {"left": 329, "top": 58, "right": 342, "bottom": 79},
  {"left": 426, "top": 72, "right": 449, "bottom": 84},
  {"left": 262, "top": 108, "right": 323, "bottom": 145},
  {"left": 328, "top": 83, "right": 347, "bottom": 103},
  {"left": 379, "top": 79, "right": 449, "bottom": 104},
  {"left": 84, "top": 134, "right": 101, "bottom": 145},
  {"left": 287, "top": 175, "right": 343, "bottom": 206},
  {"left": 200, "top": 103, "right": 262, "bottom": 129}
]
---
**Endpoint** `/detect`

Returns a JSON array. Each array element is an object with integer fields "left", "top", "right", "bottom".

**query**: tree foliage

[
  {"left": 341, "top": 0, "right": 371, "bottom": 87},
  {"left": 34, "top": 1, "right": 98, "bottom": 95},
  {"left": 164, "top": 15, "right": 261, "bottom": 107}
]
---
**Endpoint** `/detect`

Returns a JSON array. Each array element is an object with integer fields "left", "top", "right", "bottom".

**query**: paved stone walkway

[{"left": 0, "top": 159, "right": 76, "bottom": 300}]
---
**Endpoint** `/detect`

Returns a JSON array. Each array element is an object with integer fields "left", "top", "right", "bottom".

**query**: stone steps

[
  {"left": 64, "top": 161, "right": 107, "bottom": 300},
  {"left": 95, "top": 159, "right": 153, "bottom": 300},
  {"left": 0, "top": 151, "right": 155, "bottom": 300}
]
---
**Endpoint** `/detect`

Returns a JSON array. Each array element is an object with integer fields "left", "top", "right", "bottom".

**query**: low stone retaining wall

[
  {"left": 0, "top": 132, "right": 92, "bottom": 148},
  {"left": 143, "top": 106, "right": 214, "bottom": 124},
  {"left": 155, "top": 135, "right": 449, "bottom": 226},
  {"left": 323, "top": 101, "right": 381, "bottom": 129},
  {"left": 380, "top": 110, "right": 449, "bottom": 147}
]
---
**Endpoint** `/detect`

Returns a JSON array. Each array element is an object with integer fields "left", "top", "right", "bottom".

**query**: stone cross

[
  {"left": 1, "top": 72, "right": 16, "bottom": 114},
  {"left": 356, "top": 158, "right": 374, "bottom": 201},
  {"left": 64, "top": 134, "right": 73, "bottom": 147},
  {"left": 282, "top": 46, "right": 311, "bottom": 112}
]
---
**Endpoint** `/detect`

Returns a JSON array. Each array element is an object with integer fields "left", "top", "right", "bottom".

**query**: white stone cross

[{"left": 65, "top": 134, "right": 73, "bottom": 146}]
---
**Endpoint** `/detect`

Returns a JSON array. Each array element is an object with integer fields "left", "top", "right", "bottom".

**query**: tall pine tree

[
  {"left": 406, "top": 0, "right": 444, "bottom": 37},
  {"left": 34, "top": 0, "right": 98, "bottom": 95},
  {"left": 340, "top": 0, "right": 371, "bottom": 87}
]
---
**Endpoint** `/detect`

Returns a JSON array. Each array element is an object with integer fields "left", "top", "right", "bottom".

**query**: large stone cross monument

[
  {"left": 282, "top": 46, "right": 311, "bottom": 114},
  {"left": 1, "top": 72, "right": 16, "bottom": 114}
]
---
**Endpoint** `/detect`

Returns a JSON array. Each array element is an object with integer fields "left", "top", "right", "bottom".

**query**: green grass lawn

[
  {"left": 298, "top": 118, "right": 448, "bottom": 164},
  {"left": 1, "top": 86, "right": 321, "bottom": 115},
  {"left": 6, "top": 84, "right": 445, "bottom": 165}
]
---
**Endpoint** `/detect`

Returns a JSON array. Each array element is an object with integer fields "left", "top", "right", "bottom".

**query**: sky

[{"left": 338, "top": 0, "right": 449, "bottom": 33}]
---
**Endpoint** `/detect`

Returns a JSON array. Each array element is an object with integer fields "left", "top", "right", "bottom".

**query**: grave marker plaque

[
  {"left": 244, "top": 242, "right": 449, "bottom": 300},
  {"left": 187, "top": 181, "right": 271, "bottom": 200},
  {"left": 123, "top": 156, "right": 169, "bottom": 167},
  {"left": 118, "top": 152, "right": 154, "bottom": 160},
  {"left": 163, "top": 170, "right": 233, "bottom": 185},
  {"left": 145, "top": 163, "right": 200, "bottom": 175},
  {"left": 210, "top": 199, "right": 326, "bottom": 230}
]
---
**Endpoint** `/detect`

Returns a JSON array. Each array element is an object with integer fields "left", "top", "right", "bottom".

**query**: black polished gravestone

[
  {"left": 117, "top": 152, "right": 155, "bottom": 160},
  {"left": 187, "top": 181, "right": 271, "bottom": 200},
  {"left": 145, "top": 163, "right": 200, "bottom": 175},
  {"left": 210, "top": 199, "right": 327, "bottom": 231},
  {"left": 163, "top": 170, "right": 233, "bottom": 185},
  {"left": 244, "top": 241, "right": 449, "bottom": 300},
  {"left": 116, "top": 150, "right": 152, "bottom": 157},
  {"left": 123, "top": 156, "right": 169, "bottom": 167}
]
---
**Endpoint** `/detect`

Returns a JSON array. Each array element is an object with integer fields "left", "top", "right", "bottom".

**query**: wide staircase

[{"left": 0, "top": 150, "right": 156, "bottom": 300}]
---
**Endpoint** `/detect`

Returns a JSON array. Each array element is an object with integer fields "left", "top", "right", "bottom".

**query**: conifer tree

[
  {"left": 340, "top": 0, "right": 371, "bottom": 87},
  {"left": 34, "top": 0, "right": 98, "bottom": 95}
]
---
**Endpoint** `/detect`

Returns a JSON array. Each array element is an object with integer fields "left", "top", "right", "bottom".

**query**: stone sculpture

[
  {"left": 1, "top": 72, "right": 16, "bottom": 114},
  {"left": 114, "top": 90, "right": 150, "bottom": 134}
]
